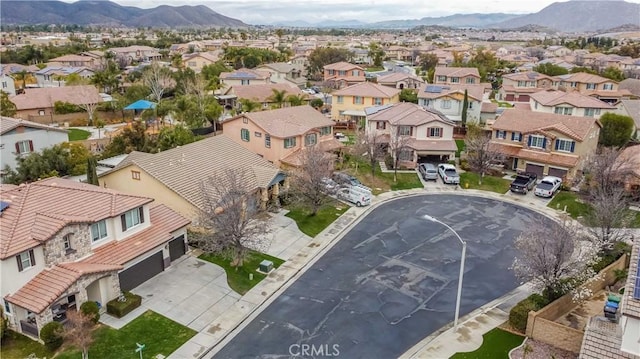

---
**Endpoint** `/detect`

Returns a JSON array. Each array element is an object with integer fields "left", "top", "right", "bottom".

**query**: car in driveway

[
  {"left": 418, "top": 163, "right": 438, "bottom": 181},
  {"left": 437, "top": 164, "right": 460, "bottom": 184},
  {"left": 534, "top": 176, "right": 562, "bottom": 198},
  {"left": 332, "top": 172, "right": 362, "bottom": 187},
  {"left": 509, "top": 173, "right": 537, "bottom": 194}
]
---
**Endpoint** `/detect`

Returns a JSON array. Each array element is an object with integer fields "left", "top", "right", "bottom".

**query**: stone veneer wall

[{"left": 43, "top": 223, "right": 93, "bottom": 266}]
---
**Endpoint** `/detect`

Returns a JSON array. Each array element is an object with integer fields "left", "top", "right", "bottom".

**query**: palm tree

[
  {"left": 269, "top": 89, "right": 288, "bottom": 108},
  {"left": 15, "top": 70, "right": 28, "bottom": 91},
  {"left": 287, "top": 94, "right": 306, "bottom": 107},
  {"left": 239, "top": 99, "right": 261, "bottom": 113}
]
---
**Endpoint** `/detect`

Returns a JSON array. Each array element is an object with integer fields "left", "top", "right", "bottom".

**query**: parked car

[
  {"left": 337, "top": 185, "right": 372, "bottom": 207},
  {"left": 418, "top": 163, "right": 438, "bottom": 181},
  {"left": 534, "top": 176, "right": 562, "bottom": 198},
  {"left": 320, "top": 177, "right": 339, "bottom": 193},
  {"left": 437, "top": 164, "right": 460, "bottom": 184},
  {"left": 509, "top": 172, "right": 537, "bottom": 194},
  {"left": 332, "top": 172, "right": 362, "bottom": 187}
]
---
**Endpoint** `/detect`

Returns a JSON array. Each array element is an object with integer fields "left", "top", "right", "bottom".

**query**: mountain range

[{"left": 1, "top": 0, "right": 639, "bottom": 32}]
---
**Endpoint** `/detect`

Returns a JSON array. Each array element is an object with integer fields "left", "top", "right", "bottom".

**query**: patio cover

[{"left": 124, "top": 99, "right": 157, "bottom": 110}]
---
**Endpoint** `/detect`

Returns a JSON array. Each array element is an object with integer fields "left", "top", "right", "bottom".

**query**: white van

[{"left": 337, "top": 185, "right": 372, "bottom": 207}]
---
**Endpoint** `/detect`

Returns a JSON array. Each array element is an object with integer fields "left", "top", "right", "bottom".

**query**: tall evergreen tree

[
  {"left": 86, "top": 157, "right": 99, "bottom": 185},
  {"left": 461, "top": 90, "right": 469, "bottom": 128}
]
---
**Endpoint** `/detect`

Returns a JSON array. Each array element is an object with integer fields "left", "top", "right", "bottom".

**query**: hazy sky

[{"left": 73, "top": 0, "right": 640, "bottom": 24}]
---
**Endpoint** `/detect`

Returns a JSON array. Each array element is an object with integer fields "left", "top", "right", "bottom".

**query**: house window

[
  {"left": 354, "top": 96, "right": 363, "bottom": 104},
  {"left": 265, "top": 134, "right": 271, "bottom": 148},
  {"left": 352, "top": 70, "right": 359, "bottom": 76},
  {"left": 337, "top": 96, "right": 344, "bottom": 104},
  {"left": 603, "top": 83, "right": 613, "bottom": 90},
  {"left": 495, "top": 130, "right": 506, "bottom": 139},
  {"left": 373, "top": 97, "right": 383, "bottom": 105},
  {"left": 441, "top": 100, "right": 451, "bottom": 109},
  {"left": 121, "top": 207, "right": 144, "bottom": 231},
  {"left": 570, "top": 82, "right": 577, "bottom": 88},
  {"left": 437, "top": 75, "right": 446, "bottom": 82},
  {"left": 241, "top": 79, "right": 249, "bottom": 85},
  {"left": 529, "top": 135, "right": 546, "bottom": 149},
  {"left": 555, "top": 139, "right": 575, "bottom": 153},
  {"left": 63, "top": 233, "right": 73, "bottom": 252},
  {"left": 554, "top": 107, "right": 573, "bottom": 115},
  {"left": 586, "top": 83, "right": 596, "bottom": 90},
  {"left": 305, "top": 133, "right": 317, "bottom": 146},
  {"left": 466, "top": 78, "right": 475, "bottom": 84},
  {"left": 254, "top": 132, "right": 262, "bottom": 138},
  {"left": 3, "top": 300, "right": 10, "bottom": 314},
  {"left": 427, "top": 127, "right": 442, "bottom": 137},
  {"left": 517, "top": 80, "right": 525, "bottom": 87},
  {"left": 376, "top": 121, "right": 386, "bottom": 130},
  {"left": 511, "top": 132, "right": 522, "bottom": 142},
  {"left": 338, "top": 70, "right": 346, "bottom": 76},
  {"left": 398, "top": 126, "right": 411, "bottom": 136},
  {"left": 284, "top": 137, "right": 296, "bottom": 148},
  {"left": 241, "top": 128, "right": 250, "bottom": 142},
  {"left": 398, "top": 149, "right": 412, "bottom": 161},
  {"left": 131, "top": 171, "right": 141, "bottom": 180},
  {"left": 584, "top": 108, "right": 601, "bottom": 117},
  {"left": 242, "top": 117, "right": 248, "bottom": 124},
  {"left": 91, "top": 220, "right": 107, "bottom": 242},
  {"left": 450, "top": 77, "right": 460, "bottom": 83},
  {"left": 188, "top": 61, "right": 196, "bottom": 67},
  {"left": 320, "top": 126, "right": 331, "bottom": 136},
  {"left": 16, "top": 250, "right": 35, "bottom": 272},
  {"left": 1, "top": 81, "right": 6, "bottom": 88},
  {"left": 15, "top": 140, "right": 33, "bottom": 154}
]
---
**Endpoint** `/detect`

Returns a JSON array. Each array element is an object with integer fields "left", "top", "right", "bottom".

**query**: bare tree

[
  {"left": 388, "top": 124, "right": 412, "bottom": 182},
  {"left": 142, "top": 62, "right": 173, "bottom": 105},
  {"left": 76, "top": 86, "right": 101, "bottom": 126},
  {"left": 198, "top": 168, "right": 271, "bottom": 267},
  {"left": 511, "top": 218, "right": 598, "bottom": 301},
  {"left": 290, "top": 145, "right": 335, "bottom": 216},
  {"left": 353, "top": 127, "right": 385, "bottom": 177},
  {"left": 464, "top": 124, "right": 505, "bottom": 184},
  {"left": 64, "top": 310, "right": 95, "bottom": 359},
  {"left": 582, "top": 147, "right": 635, "bottom": 250}
]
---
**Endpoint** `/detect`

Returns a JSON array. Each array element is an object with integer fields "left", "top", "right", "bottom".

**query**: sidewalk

[{"left": 170, "top": 188, "right": 566, "bottom": 359}]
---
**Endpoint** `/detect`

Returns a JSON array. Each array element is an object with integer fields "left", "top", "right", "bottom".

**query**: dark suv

[{"left": 332, "top": 172, "right": 361, "bottom": 187}]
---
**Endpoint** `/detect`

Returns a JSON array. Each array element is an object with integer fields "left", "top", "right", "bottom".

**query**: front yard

[
  {"left": 67, "top": 128, "right": 91, "bottom": 141},
  {"left": 547, "top": 191, "right": 640, "bottom": 227},
  {"left": 459, "top": 172, "right": 511, "bottom": 194},
  {"left": 285, "top": 201, "right": 349, "bottom": 237},
  {"left": 339, "top": 158, "right": 423, "bottom": 194},
  {"left": 450, "top": 328, "right": 525, "bottom": 359}
]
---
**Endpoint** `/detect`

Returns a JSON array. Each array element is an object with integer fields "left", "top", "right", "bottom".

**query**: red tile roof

[
  {"left": 492, "top": 109, "right": 599, "bottom": 141},
  {"left": 9, "top": 85, "right": 102, "bottom": 110},
  {"left": 333, "top": 82, "right": 400, "bottom": 98},
  {"left": 323, "top": 61, "right": 364, "bottom": 71},
  {"left": 491, "top": 143, "right": 580, "bottom": 167},
  {"left": 1, "top": 116, "right": 68, "bottom": 135}
]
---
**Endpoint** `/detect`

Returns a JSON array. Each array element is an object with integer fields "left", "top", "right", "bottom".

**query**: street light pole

[{"left": 423, "top": 215, "right": 467, "bottom": 330}]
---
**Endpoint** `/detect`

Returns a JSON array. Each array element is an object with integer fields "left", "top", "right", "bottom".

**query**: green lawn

[
  {"left": 56, "top": 310, "right": 195, "bottom": 359},
  {"left": 285, "top": 201, "right": 349, "bottom": 237},
  {"left": 490, "top": 99, "right": 514, "bottom": 108},
  {"left": 67, "top": 128, "right": 91, "bottom": 141},
  {"left": 1, "top": 330, "right": 54, "bottom": 359},
  {"left": 365, "top": 66, "right": 385, "bottom": 71},
  {"left": 547, "top": 191, "right": 592, "bottom": 219},
  {"left": 340, "top": 158, "right": 423, "bottom": 194},
  {"left": 450, "top": 328, "right": 525, "bottom": 359},
  {"left": 199, "top": 250, "right": 285, "bottom": 295},
  {"left": 455, "top": 139, "right": 466, "bottom": 157},
  {"left": 460, "top": 172, "right": 511, "bottom": 194}
]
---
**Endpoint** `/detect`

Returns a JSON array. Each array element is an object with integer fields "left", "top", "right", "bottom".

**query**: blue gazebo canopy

[{"left": 124, "top": 100, "right": 157, "bottom": 110}]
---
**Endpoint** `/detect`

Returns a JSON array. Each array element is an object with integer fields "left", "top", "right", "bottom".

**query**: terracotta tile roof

[
  {"left": 492, "top": 108, "right": 599, "bottom": 141},
  {"left": 407, "top": 139, "right": 458, "bottom": 152},
  {"left": 9, "top": 85, "right": 102, "bottom": 110},
  {"left": 481, "top": 102, "right": 498, "bottom": 113},
  {"left": 220, "top": 68, "right": 270, "bottom": 80},
  {"left": 6, "top": 263, "right": 122, "bottom": 313},
  {"left": 0, "top": 116, "right": 68, "bottom": 135},
  {"left": 48, "top": 54, "right": 96, "bottom": 63},
  {"left": 280, "top": 145, "right": 338, "bottom": 167},
  {"left": 417, "top": 83, "right": 486, "bottom": 101},
  {"left": 0, "top": 178, "right": 153, "bottom": 259},
  {"left": 616, "top": 145, "right": 640, "bottom": 179},
  {"left": 530, "top": 90, "right": 615, "bottom": 109},
  {"left": 333, "top": 82, "right": 400, "bottom": 98},
  {"left": 620, "top": 78, "right": 640, "bottom": 97},
  {"left": 579, "top": 317, "right": 638, "bottom": 359},
  {"left": 621, "top": 236, "right": 640, "bottom": 318},
  {"left": 500, "top": 85, "right": 543, "bottom": 94},
  {"left": 585, "top": 89, "right": 634, "bottom": 98},
  {"left": 367, "top": 102, "right": 454, "bottom": 127},
  {"left": 555, "top": 72, "right": 613, "bottom": 84},
  {"left": 490, "top": 143, "right": 579, "bottom": 167},
  {"left": 108, "top": 135, "right": 280, "bottom": 211},
  {"left": 433, "top": 67, "right": 480, "bottom": 78},
  {"left": 502, "top": 71, "right": 554, "bottom": 82},
  {"left": 232, "top": 106, "right": 333, "bottom": 138},
  {"left": 323, "top": 61, "right": 363, "bottom": 71},
  {"left": 258, "top": 62, "right": 297, "bottom": 73},
  {"left": 376, "top": 72, "right": 425, "bottom": 84},
  {"left": 226, "top": 83, "right": 305, "bottom": 103}
]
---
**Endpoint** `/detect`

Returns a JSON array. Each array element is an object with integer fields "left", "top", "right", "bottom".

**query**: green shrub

[
  {"left": 106, "top": 292, "right": 142, "bottom": 318},
  {"left": 0, "top": 308, "right": 7, "bottom": 341},
  {"left": 40, "top": 321, "right": 64, "bottom": 351},
  {"left": 509, "top": 294, "right": 549, "bottom": 333},
  {"left": 80, "top": 301, "right": 100, "bottom": 324},
  {"left": 53, "top": 101, "right": 82, "bottom": 114}
]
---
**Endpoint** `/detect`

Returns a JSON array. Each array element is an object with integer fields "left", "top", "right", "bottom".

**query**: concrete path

[{"left": 69, "top": 124, "right": 127, "bottom": 140}]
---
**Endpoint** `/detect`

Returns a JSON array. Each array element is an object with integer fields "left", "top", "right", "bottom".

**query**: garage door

[
  {"left": 505, "top": 94, "right": 515, "bottom": 101},
  {"left": 119, "top": 252, "right": 164, "bottom": 291},
  {"left": 548, "top": 167, "right": 568, "bottom": 180},
  {"left": 518, "top": 95, "right": 530, "bottom": 102},
  {"left": 168, "top": 236, "right": 186, "bottom": 262},
  {"left": 525, "top": 163, "right": 544, "bottom": 178}
]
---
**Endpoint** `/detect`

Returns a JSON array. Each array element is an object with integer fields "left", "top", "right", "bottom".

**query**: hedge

[
  {"left": 40, "top": 321, "right": 64, "bottom": 351},
  {"left": 80, "top": 301, "right": 100, "bottom": 324},
  {"left": 508, "top": 293, "right": 550, "bottom": 333},
  {"left": 106, "top": 292, "right": 142, "bottom": 318}
]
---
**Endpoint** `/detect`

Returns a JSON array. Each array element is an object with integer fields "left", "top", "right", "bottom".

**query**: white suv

[{"left": 438, "top": 164, "right": 460, "bottom": 184}]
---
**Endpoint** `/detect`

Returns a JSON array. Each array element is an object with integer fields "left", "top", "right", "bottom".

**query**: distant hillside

[
  {"left": 0, "top": 0, "right": 247, "bottom": 28},
  {"left": 371, "top": 13, "right": 522, "bottom": 29},
  {"left": 493, "top": 1, "right": 640, "bottom": 32}
]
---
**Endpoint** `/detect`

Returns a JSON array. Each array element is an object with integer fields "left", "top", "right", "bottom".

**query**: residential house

[
  {"left": 489, "top": 109, "right": 601, "bottom": 180},
  {"left": 99, "top": 135, "right": 283, "bottom": 218},
  {"left": 331, "top": 82, "right": 401, "bottom": 123},
  {"left": 376, "top": 72, "right": 425, "bottom": 90},
  {"left": 620, "top": 79, "right": 640, "bottom": 97},
  {"left": 107, "top": 46, "right": 162, "bottom": 65},
  {"left": 222, "top": 106, "right": 341, "bottom": 167},
  {"left": 34, "top": 66, "right": 95, "bottom": 88},
  {"left": 366, "top": 102, "right": 458, "bottom": 167},
  {"left": 1, "top": 74, "right": 16, "bottom": 96},
  {"left": 529, "top": 90, "right": 616, "bottom": 119},
  {"left": 385, "top": 46, "right": 413, "bottom": 62},
  {"left": 256, "top": 62, "right": 307, "bottom": 88},
  {"left": 499, "top": 71, "right": 554, "bottom": 103},
  {"left": 417, "top": 84, "right": 487, "bottom": 124},
  {"left": 480, "top": 102, "right": 499, "bottom": 125},
  {"left": 290, "top": 55, "right": 309, "bottom": 73},
  {"left": 47, "top": 55, "right": 98, "bottom": 69},
  {"left": 578, "top": 236, "right": 640, "bottom": 359},
  {"left": 619, "top": 99, "right": 640, "bottom": 135},
  {"left": 432, "top": 67, "right": 480, "bottom": 85},
  {"left": 349, "top": 48, "right": 373, "bottom": 66},
  {"left": 553, "top": 72, "right": 633, "bottom": 104},
  {"left": 616, "top": 145, "right": 640, "bottom": 198},
  {"left": 220, "top": 68, "right": 271, "bottom": 87},
  {"left": 223, "top": 83, "right": 308, "bottom": 111},
  {"left": 543, "top": 46, "right": 572, "bottom": 58},
  {"left": 9, "top": 85, "right": 102, "bottom": 119},
  {"left": 182, "top": 52, "right": 222, "bottom": 73},
  {"left": 0, "top": 116, "right": 68, "bottom": 175},
  {"left": 323, "top": 62, "right": 366, "bottom": 88},
  {"left": 1, "top": 178, "right": 190, "bottom": 339}
]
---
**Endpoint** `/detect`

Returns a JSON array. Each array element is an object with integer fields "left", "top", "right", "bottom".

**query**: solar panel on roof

[
  {"left": 634, "top": 256, "right": 640, "bottom": 300},
  {"left": 0, "top": 201, "right": 9, "bottom": 213},
  {"left": 424, "top": 85, "right": 443, "bottom": 93}
]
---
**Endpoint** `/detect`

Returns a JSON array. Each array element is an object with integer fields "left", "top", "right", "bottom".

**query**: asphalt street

[{"left": 213, "top": 195, "right": 546, "bottom": 359}]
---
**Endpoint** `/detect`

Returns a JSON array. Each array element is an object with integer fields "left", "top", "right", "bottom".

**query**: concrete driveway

[{"left": 212, "top": 195, "right": 548, "bottom": 358}]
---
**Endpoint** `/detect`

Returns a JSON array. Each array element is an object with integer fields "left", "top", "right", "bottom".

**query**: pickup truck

[{"left": 509, "top": 173, "right": 537, "bottom": 194}]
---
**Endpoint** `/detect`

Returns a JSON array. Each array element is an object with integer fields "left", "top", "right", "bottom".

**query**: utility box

[{"left": 258, "top": 260, "right": 274, "bottom": 274}]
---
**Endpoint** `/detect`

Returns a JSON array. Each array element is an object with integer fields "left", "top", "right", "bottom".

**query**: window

[
  {"left": 398, "top": 126, "right": 411, "bottom": 136},
  {"left": 320, "top": 126, "right": 331, "bottom": 136},
  {"left": 352, "top": 70, "right": 359, "bottom": 76},
  {"left": 1, "top": 81, "right": 6, "bottom": 88},
  {"left": 555, "top": 139, "right": 575, "bottom": 153},
  {"left": 63, "top": 233, "right": 73, "bottom": 252},
  {"left": 337, "top": 96, "right": 344, "bottom": 104},
  {"left": 554, "top": 107, "right": 573, "bottom": 115},
  {"left": 517, "top": 80, "right": 525, "bottom": 87},
  {"left": 16, "top": 250, "right": 35, "bottom": 272},
  {"left": 305, "top": 133, "right": 317, "bottom": 146},
  {"left": 284, "top": 137, "right": 296, "bottom": 148},
  {"left": 586, "top": 83, "right": 596, "bottom": 90},
  {"left": 254, "top": 131, "right": 262, "bottom": 138},
  {"left": 121, "top": 207, "right": 144, "bottom": 231},
  {"left": 466, "top": 78, "right": 475, "bottom": 84},
  {"left": 4, "top": 300, "right": 10, "bottom": 314},
  {"left": 373, "top": 97, "right": 383, "bottom": 105},
  {"left": 427, "top": 127, "right": 442, "bottom": 137},
  {"left": 241, "top": 128, "right": 250, "bottom": 142},
  {"left": 437, "top": 75, "right": 447, "bottom": 82},
  {"left": 353, "top": 96, "right": 363, "bottom": 104},
  {"left": 441, "top": 100, "right": 451, "bottom": 109},
  {"left": 398, "top": 149, "right": 412, "bottom": 161},
  {"left": 15, "top": 140, "right": 33, "bottom": 154},
  {"left": 529, "top": 135, "right": 546, "bottom": 149},
  {"left": 450, "top": 77, "right": 460, "bottom": 83},
  {"left": 91, "top": 220, "right": 107, "bottom": 242},
  {"left": 265, "top": 134, "right": 271, "bottom": 148},
  {"left": 131, "top": 171, "right": 141, "bottom": 180},
  {"left": 376, "top": 121, "right": 386, "bottom": 130},
  {"left": 584, "top": 108, "right": 601, "bottom": 117},
  {"left": 495, "top": 130, "right": 506, "bottom": 139},
  {"left": 338, "top": 70, "right": 346, "bottom": 76},
  {"left": 511, "top": 132, "right": 522, "bottom": 142},
  {"left": 188, "top": 61, "right": 196, "bottom": 67},
  {"left": 242, "top": 117, "right": 248, "bottom": 124},
  {"left": 603, "top": 83, "right": 613, "bottom": 90},
  {"left": 241, "top": 79, "right": 249, "bottom": 85},
  {"left": 570, "top": 82, "right": 577, "bottom": 88}
]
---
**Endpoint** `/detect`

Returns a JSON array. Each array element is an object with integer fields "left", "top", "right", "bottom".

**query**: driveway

[{"left": 212, "top": 195, "right": 547, "bottom": 358}]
